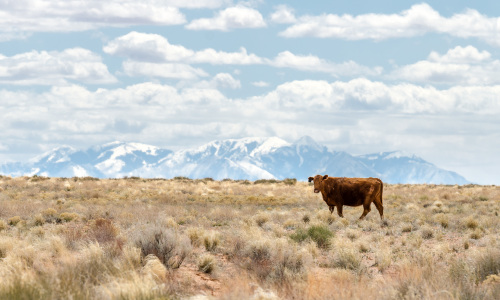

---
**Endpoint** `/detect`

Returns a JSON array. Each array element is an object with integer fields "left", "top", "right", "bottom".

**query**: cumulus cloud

[
  {"left": 0, "top": 0, "right": 191, "bottom": 39},
  {"left": 104, "top": 32, "right": 378, "bottom": 77},
  {"left": 270, "top": 51, "right": 382, "bottom": 77},
  {"left": 188, "top": 73, "right": 241, "bottom": 89},
  {"left": 252, "top": 78, "right": 500, "bottom": 114},
  {"left": 186, "top": 6, "right": 266, "bottom": 31},
  {"left": 270, "top": 5, "right": 296, "bottom": 24},
  {"left": 391, "top": 46, "right": 500, "bottom": 85},
  {"left": 0, "top": 48, "right": 116, "bottom": 85},
  {"left": 280, "top": 3, "right": 500, "bottom": 46},
  {"left": 122, "top": 61, "right": 208, "bottom": 79},
  {"left": 104, "top": 32, "right": 263, "bottom": 66}
]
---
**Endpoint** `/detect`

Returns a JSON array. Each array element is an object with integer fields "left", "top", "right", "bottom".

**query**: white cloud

[
  {"left": 122, "top": 61, "right": 208, "bottom": 79},
  {"left": 104, "top": 32, "right": 378, "bottom": 77},
  {"left": 187, "top": 73, "right": 241, "bottom": 89},
  {"left": 103, "top": 32, "right": 194, "bottom": 62},
  {"left": 391, "top": 46, "right": 500, "bottom": 85},
  {"left": 254, "top": 78, "right": 500, "bottom": 114},
  {"left": 186, "top": 6, "right": 266, "bottom": 31},
  {"left": 104, "top": 32, "right": 263, "bottom": 66},
  {"left": 0, "top": 1, "right": 188, "bottom": 39},
  {"left": 211, "top": 73, "right": 241, "bottom": 89},
  {"left": 270, "top": 51, "right": 382, "bottom": 77},
  {"left": 280, "top": 3, "right": 500, "bottom": 46},
  {"left": 191, "top": 47, "right": 263, "bottom": 65},
  {"left": 0, "top": 48, "right": 116, "bottom": 85},
  {"left": 428, "top": 45, "right": 491, "bottom": 63},
  {"left": 270, "top": 5, "right": 296, "bottom": 24}
]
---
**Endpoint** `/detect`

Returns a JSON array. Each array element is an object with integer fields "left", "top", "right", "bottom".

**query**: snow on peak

[
  {"left": 249, "top": 137, "right": 290, "bottom": 156},
  {"left": 383, "top": 151, "right": 413, "bottom": 160},
  {"left": 98, "top": 142, "right": 159, "bottom": 160},
  {"left": 30, "top": 146, "right": 75, "bottom": 163}
]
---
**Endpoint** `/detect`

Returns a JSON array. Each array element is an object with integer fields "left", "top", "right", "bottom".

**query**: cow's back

[{"left": 336, "top": 177, "right": 382, "bottom": 206}]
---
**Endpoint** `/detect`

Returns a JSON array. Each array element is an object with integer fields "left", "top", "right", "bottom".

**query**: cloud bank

[{"left": 280, "top": 4, "right": 500, "bottom": 46}]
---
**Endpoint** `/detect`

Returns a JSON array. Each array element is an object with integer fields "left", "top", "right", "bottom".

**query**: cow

[{"left": 308, "top": 175, "right": 384, "bottom": 220}]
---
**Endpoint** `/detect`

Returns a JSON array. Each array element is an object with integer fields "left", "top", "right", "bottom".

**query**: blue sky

[{"left": 1, "top": 0, "right": 500, "bottom": 184}]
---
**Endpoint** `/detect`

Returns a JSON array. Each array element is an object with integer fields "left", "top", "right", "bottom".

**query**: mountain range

[{"left": 0, "top": 136, "right": 469, "bottom": 184}]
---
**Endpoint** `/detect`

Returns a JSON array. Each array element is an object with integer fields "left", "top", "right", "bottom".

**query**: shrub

[
  {"left": 302, "top": 214, "right": 310, "bottom": 224},
  {"left": 463, "top": 216, "right": 479, "bottom": 229},
  {"left": 475, "top": 249, "right": 500, "bottom": 282},
  {"left": 32, "top": 214, "right": 45, "bottom": 226},
  {"left": 307, "top": 225, "right": 334, "bottom": 249},
  {"left": 346, "top": 229, "right": 359, "bottom": 241},
  {"left": 186, "top": 227, "right": 205, "bottom": 247},
  {"left": 433, "top": 213, "right": 449, "bottom": 228},
  {"left": 290, "top": 225, "right": 334, "bottom": 249},
  {"left": 290, "top": 228, "right": 309, "bottom": 243},
  {"left": 375, "top": 249, "right": 392, "bottom": 272},
  {"left": 198, "top": 254, "right": 217, "bottom": 274},
  {"left": 0, "top": 219, "right": 6, "bottom": 231},
  {"left": 135, "top": 225, "right": 192, "bottom": 269},
  {"left": 254, "top": 213, "right": 270, "bottom": 227},
  {"left": 358, "top": 242, "right": 370, "bottom": 253},
  {"left": 42, "top": 208, "right": 58, "bottom": 223},
  {"left": 334, "top": 248, "right": 362, "bottom": 271},
  {"left": 420, "top": 226, "right": 434, "bottom": 239},
  {"left": 60, "top": 212, "right": 80, "bottom": 222},
  {"left": 90, "top": 218, "right": 118, "bottom": 244},
  {"left": 245, "top": 238, "right": 311, "bottom": 281},
  {"left": 8, "top": 216, "right": 21, "bottom": 226},
  {"left": 283, "top": 178, "right": 297, "bottom": 185},
  {"left": 203, "top": 233, "right": 220, "bottom": 252},
  {"left": 470, "top": 228, "right": 483, "bottom": 240},
  {"left": 254, "top": 179, "right": 279, "bottom": 184}
]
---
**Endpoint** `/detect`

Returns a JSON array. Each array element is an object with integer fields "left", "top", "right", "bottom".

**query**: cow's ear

[
  {"left": 323, "top": 175, "right": 329, "bottom": 180},
  {"left": 308, "top": 177, "right": 313, "bottom": 182}
]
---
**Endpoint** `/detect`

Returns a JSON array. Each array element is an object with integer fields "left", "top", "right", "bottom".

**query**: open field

[{"left": 0, "top": 175, "right": 499, "bottom": 299}]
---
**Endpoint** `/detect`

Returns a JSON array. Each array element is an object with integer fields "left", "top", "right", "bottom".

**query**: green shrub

[
  {"left": 307, "top": 225, "right": 334, "bottom": 249},
  {"left": 290, "top": 225, "right": 334, "bottom": 249},
  {"left": 290, "top": 228, "right": 309, "bottom": 243}
]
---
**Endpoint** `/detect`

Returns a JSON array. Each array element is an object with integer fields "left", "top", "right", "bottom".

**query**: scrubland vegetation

[{"left": 0, "top": 175, "right": 499, "bottom": 299}]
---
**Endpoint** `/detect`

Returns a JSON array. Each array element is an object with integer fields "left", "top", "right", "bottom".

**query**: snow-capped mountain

[
  {"left": 0, "top": 141, "right": 172, "bottom": 178},
  {"left": 0, "top": 137, "right": 469, "bottom": 184}
]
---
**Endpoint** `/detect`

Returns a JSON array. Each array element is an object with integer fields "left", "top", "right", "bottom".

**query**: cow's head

[{"left": 308, "top": 174, "right": 329, "bottom": 193}]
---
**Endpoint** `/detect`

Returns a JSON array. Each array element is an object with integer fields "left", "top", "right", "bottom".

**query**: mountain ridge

[{"left": 0, "top": 137, "right": 469, "bottom": 184}]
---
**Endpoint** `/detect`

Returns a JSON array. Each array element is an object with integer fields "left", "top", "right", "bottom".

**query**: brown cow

[{"left": 308, "top": 175, "right": 384, "bottom": 220}]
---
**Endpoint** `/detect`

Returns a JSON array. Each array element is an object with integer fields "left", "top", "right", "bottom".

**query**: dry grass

[{"left": 0, "top": 176, "right": 499, "bottom": 299}]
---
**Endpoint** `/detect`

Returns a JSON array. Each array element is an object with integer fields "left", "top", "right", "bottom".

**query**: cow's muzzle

[{"left": 314, "top": 189, "right": 320, "bottom": 193}]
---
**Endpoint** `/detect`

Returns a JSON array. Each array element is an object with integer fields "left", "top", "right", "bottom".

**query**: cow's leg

[
  {"left": 373, "top": 200, "right": 384, "bottom": 220},
  {"left": 359, "top": 203, "right": 371, "bottom": 220},
  {"left": 337, "top": 205, "right": 344, "bottom": 218},
  {"left": 329, "top": 205, "right": 335, "bottom": 214}
]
